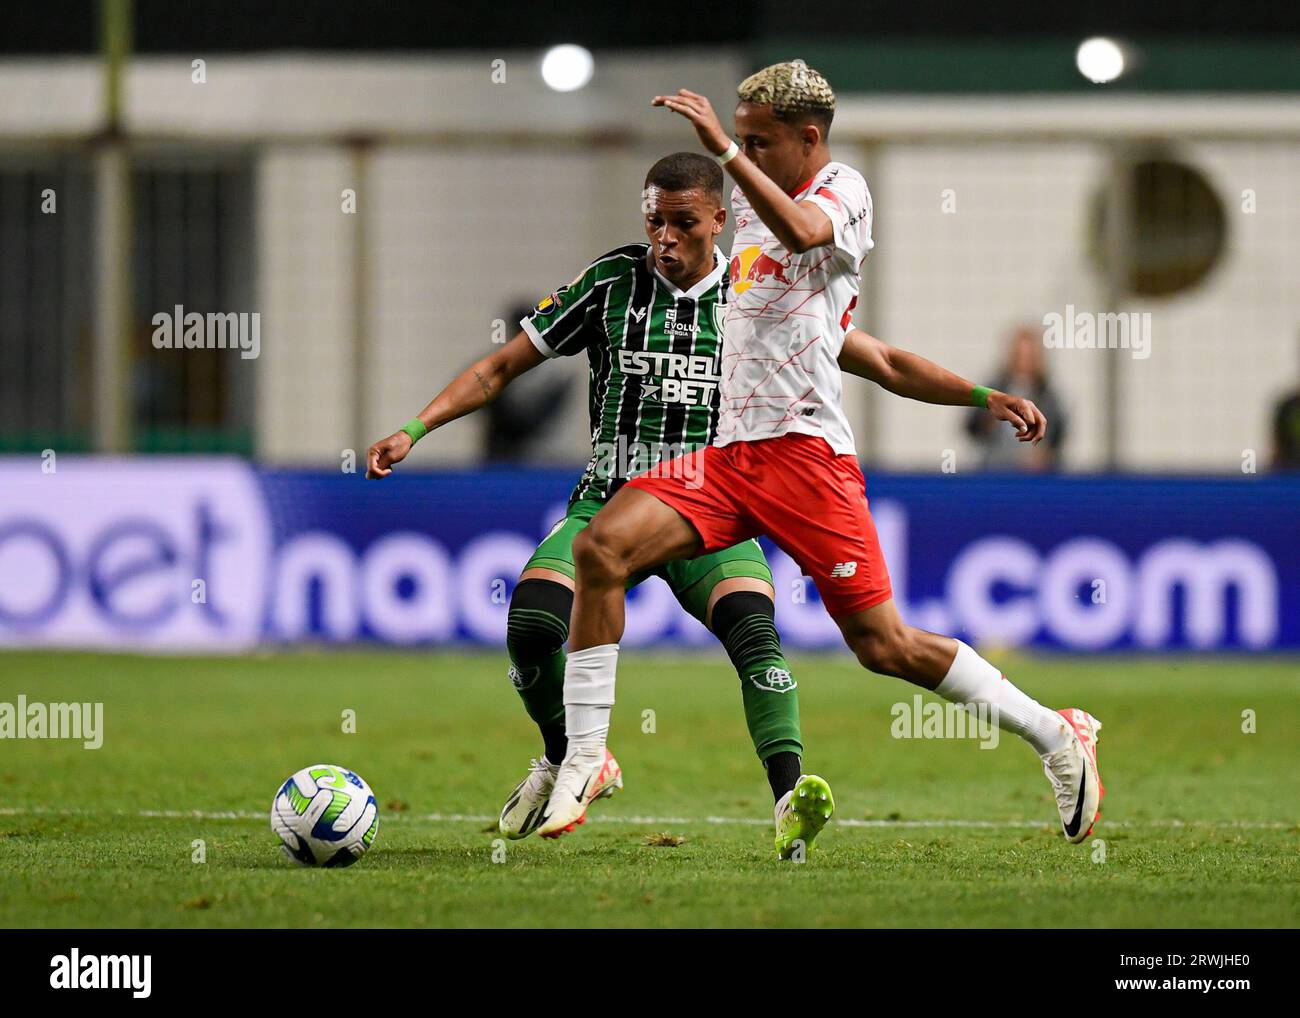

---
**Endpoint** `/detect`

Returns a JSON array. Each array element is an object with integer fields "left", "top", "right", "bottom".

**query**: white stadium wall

[
  {"left": 1, "top": 56, "right": 1296, "bottom": 470},
  {"left": 869, "top": 140, "right": 1112, "bottom": 471},
  {"left": 869, "top": 135, "right": 1300, "bottom": 472}
]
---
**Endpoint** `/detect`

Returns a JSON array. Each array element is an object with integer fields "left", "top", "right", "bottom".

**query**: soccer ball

[{"left": 271, "top": 764, "right": 379, "bottom": 867}]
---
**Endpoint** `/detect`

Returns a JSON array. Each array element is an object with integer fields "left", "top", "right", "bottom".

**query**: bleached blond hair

[{"left": 736, "top": 59, "right": 835, "bottom": 133}]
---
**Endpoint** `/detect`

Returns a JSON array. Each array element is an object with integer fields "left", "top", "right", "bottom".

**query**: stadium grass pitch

[{"left": 0, "top": 650, "right": 1296, "bottom": 928}]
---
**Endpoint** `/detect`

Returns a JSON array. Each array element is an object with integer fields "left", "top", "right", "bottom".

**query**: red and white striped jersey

[{"left": 719, "top": 161, "right": 874, "bottom": 455}]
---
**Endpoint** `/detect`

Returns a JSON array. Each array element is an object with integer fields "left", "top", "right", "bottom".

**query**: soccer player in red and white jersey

[{"left": 538, "top": 61, "right": 1104, "bottom": 850}]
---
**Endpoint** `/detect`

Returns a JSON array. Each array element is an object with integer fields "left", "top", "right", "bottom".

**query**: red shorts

[{"left": 627, "top": 433, "right": 893, "bottom": 617}]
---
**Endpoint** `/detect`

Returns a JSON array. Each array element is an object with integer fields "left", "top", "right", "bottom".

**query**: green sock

[
  {"left": 506, "top": 581, "right": 572, "bottom": 760},
  {"left": 714, "top": 599, "right": 804, "bottom": 761}
]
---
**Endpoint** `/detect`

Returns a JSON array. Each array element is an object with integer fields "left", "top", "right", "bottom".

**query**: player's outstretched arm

[
  {"left": 365, "top": 332, "right": 546, "bottom": 478},
  {"left": 839, "top": 328, "right": 1047, "bottom": 444},
  {"left": 651, "top": 89, "right": 831, "bottom": 254}
]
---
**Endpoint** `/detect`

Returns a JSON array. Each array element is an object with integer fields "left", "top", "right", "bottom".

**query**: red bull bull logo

[{"left": 729, "top": 246, "right": 793, "bottom": 296}]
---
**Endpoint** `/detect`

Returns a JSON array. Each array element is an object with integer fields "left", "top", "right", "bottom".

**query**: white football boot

[
  {"left": 536, "top": 747, "right": 623, "bottom": 839},
  {"left": 498, "top": 757, "right": 559, "bottom": 840},
  {"left": 1040, "top": 708, "right": 1105, "bottom": 843}
]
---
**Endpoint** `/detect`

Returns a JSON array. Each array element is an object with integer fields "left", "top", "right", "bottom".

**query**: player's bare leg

[
  {"left": 834, "top": 599, "right": 1104, "bottom": 842},
  {"left": 832, "top": 598, "right": 955, "bottom": 690},
  {"left": 537, "top": 488, "right": 702, "bottom": 837},
  {"left": 568, "top": 487, "right": 702, "bottom": 650}
]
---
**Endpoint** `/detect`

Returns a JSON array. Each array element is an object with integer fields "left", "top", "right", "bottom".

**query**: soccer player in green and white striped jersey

[
  {"left": 367, "top": 153, "right": 816, "bottom": 854},
  {"left": 525, "top": 234, "right": 725, "bottom": 506}
]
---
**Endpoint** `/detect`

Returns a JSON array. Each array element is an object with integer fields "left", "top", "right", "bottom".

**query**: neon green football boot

[{"left": 774, "top": 774, "right": 834, "bottom": 860}]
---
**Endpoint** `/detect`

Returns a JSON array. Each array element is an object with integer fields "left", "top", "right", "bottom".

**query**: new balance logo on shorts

[{"left": 830, "top": 561, "right": 858, "bottom": 578}]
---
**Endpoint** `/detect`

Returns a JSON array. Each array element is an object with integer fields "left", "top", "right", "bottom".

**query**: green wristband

[
  {"left": 970, "top": 385, "right": 993, "bottom": 409},
  {"left": 400, "top": 418, "right": 428, "bottom": 444}
]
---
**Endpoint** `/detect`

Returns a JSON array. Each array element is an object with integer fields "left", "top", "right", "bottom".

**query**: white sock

[
  {"left": 563, "top": 643, "right": 619, "bottom": 758},
  {"left": 934, "top": 640, "right": 1070, "bottom": 756}
]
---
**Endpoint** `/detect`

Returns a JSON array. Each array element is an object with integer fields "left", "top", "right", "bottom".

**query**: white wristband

[{"left": 716, "top": 140, "right": 740, "bottom": 165}]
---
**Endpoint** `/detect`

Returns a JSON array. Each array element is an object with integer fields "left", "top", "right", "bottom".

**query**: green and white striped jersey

[{"left": 520, "top": 243, "right": 728, "bottom": 503}]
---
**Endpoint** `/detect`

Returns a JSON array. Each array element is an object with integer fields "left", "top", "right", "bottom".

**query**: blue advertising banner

[{"left": 0, "top": 458, "right": 1296, "bottom": 652}]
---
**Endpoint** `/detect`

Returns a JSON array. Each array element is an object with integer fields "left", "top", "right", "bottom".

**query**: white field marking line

[{"left": 0, "top": 807, "right": 1292, "bottom": 830}]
